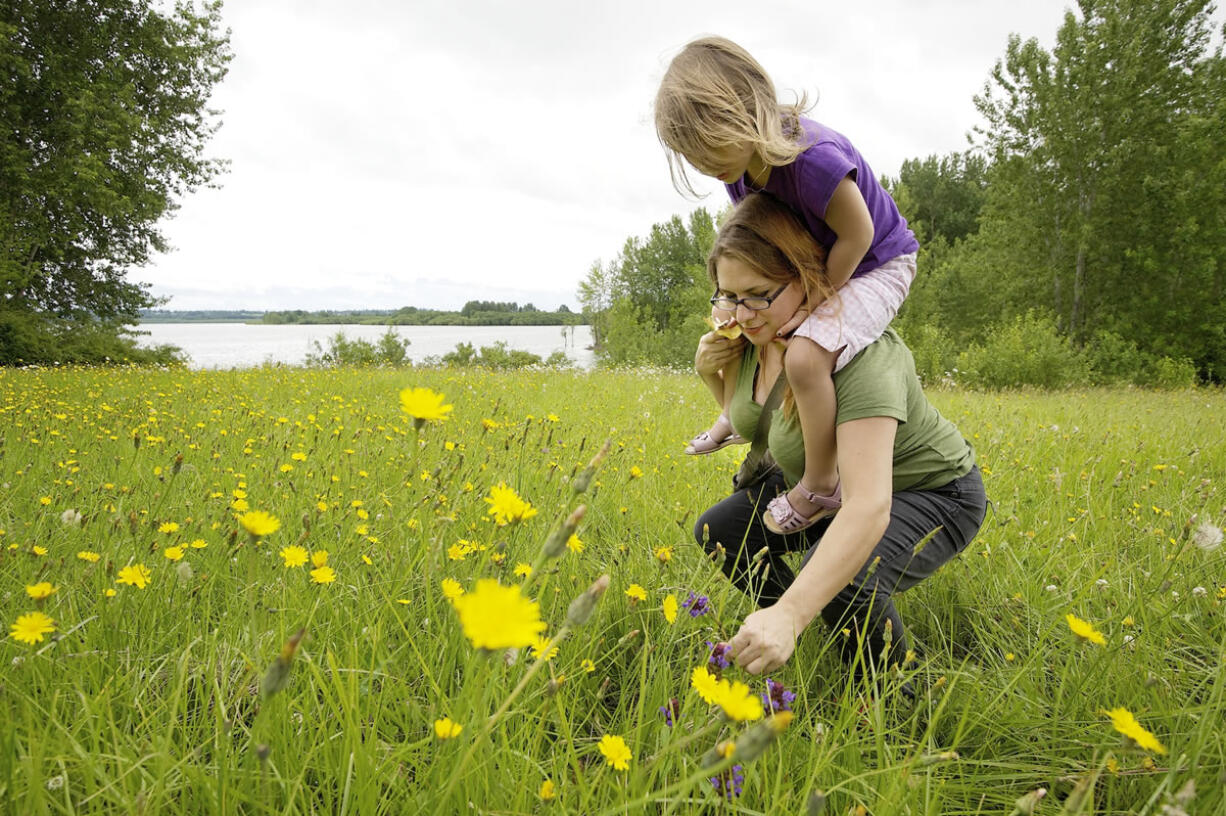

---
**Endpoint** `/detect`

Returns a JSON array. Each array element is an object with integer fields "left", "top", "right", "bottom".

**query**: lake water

[{"left": 136, "top": 323, "right": 596, "bottom": 369}]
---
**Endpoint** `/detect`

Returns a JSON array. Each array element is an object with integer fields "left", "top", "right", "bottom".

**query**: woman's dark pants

[{"left": 694, "top": 466, "right": 986, "bottom": 677}]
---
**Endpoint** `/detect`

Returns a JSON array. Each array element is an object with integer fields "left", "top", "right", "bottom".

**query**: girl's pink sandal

[
  {"left": 763, "top": 482, "right": 842, "bottom": 534},
  {"left": 685, "top": 430, "right": 746, "bottom": 455}
]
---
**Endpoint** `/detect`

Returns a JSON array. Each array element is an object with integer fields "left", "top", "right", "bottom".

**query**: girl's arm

[
  {"left": 823, "top": 176, "right": 875, "bottom": 290},
  {"left": 773, "top": 176, "right": 875, "bottom": 337},
  {"left": 726, "top": 415, "right": 896, "bottom": 675}
]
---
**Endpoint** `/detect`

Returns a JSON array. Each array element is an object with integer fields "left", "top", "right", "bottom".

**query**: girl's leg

[
  {"left": 687, "top": 356, "right": 744, "bottom": 454},
  {"left": 694, "top": 471, "right": 832, "bottom": 606},
  {"left": 779, "top": 337, "right": 840, "bottom": 516}
]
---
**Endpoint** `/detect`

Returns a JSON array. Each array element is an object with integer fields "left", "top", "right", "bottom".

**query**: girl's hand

[
  {"left": 725, "top": 604, "right": 802, "bottom": 675},
  {"left": 695, "top": 328, "right": 743, "bottom": 377},
  {"left": 774, "top": 304, "right": 812, "bottom": 338}
]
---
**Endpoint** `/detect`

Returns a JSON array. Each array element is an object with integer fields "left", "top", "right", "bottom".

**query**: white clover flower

[
  {"left": 60, "top": 508, "right": 82, "bottom": 526},
  {"left": 1044, "top": 584, "right": 1058, "bottom": 593},
  {"left": 46, "top": 775, "right": 65, "bottom": 791},
  {"left": 1191, "top": 586, "right": 1207, "bottom": 597}
]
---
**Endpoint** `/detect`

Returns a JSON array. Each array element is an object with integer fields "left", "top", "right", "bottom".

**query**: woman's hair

[
  {"left": 708, "top": 194, "right": 836, "bottom": 418},
  {"left": 708, "top": 193, "right": 833, "bottom": 311},
  {"left": 655, "top": 36, "right": 812, "bottom": 197}
]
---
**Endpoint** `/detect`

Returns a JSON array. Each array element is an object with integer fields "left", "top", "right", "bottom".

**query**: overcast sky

[{"left": 141, "top": 0, "right": 1111, "bottom": 311}]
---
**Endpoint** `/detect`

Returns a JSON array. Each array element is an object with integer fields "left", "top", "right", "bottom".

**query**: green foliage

[
  {"left": 2, "top": 366, "right": 1225, "bottom": 811},
  {"left": 303, "top": 329, "right": 411, "bottom": 368},
  {"left": 970, "top": 0, "right": 1225, "bottom": 378},
  {"left": 887, "top": 151, "right": 988, "bottom": 246},
  {"left": 0, "top": 0, "right": 232, "bottom": 364},
  {"left": 579, "top": 209, "right": 716, "bottom": 368},
  {"left": 954, "top": 312, "right": 1091, "bottom": 389},
  {"left": 896, "top": 323, "right": 959, "bottom": 388},
  {"left": 439, "top": 340, "right": 572, "bottom": 370}
]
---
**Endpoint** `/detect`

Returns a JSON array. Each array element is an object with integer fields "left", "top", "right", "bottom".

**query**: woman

[{"left": 694, "top": 193, "right": 986, "bottom": 681}]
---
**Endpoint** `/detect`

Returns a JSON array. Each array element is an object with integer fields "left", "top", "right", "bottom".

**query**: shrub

[
  {"left": 440, "top": 341, "right": 572, "bottom": 370},
  {"left": 304, "top": 329, "right": 411, "bottom": 367},
  {"left": 955, "top": 312, "right": 1091, "bottom": 389},
  {"left": 897, "top": 323, "right": 958, "bottom": 387}
]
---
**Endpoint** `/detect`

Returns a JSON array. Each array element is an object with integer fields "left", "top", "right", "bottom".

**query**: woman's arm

[
  {"left": 694, "top": 327, "right": 745, "bottom": 409},
  {"left": 727, "top": 416, "right": 896, "bottom": 675}
]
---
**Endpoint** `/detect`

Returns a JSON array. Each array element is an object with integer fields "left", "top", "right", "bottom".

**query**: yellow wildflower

[
  {"left": 716, "top": 680, "right": 764, "bottom": 722},
  {"left": 484, "top": 482, "right": 537, "bottom": 526},
  {"left": 400, "top": 387, "right": 453, "bottom": 426},
  {"left": 116, "top": 564, "right": 151, "bottom": 589},
  {"left": 440, "top": 578, "right": 464, "bottom": 602},
  {"left": 538, "top": 778, "right": 556, "bottom": 801},
  {"left": 566, "top": 534, "right": 584, "bottom": 553},
  {"left": 691, "top": 666, "right": 721, "bottom": 705},
  {"left": 310, "top": 565, "right": 336, "bottom": 585},
  {"left": 629, "top": 466, "right": 643, "bottom": 479},
  {"left": 530, "top": 635, "right": 559, "bottom": 661},
  {"left": 1065, "top": 613, "right": 1106, "bottom": 645},
  {"left": 9, "top": 611, "right": 56, "bottom": 644},
  {"left": 580, "top": 659, "right": 596, "bottom": 673},
  {"left": 433, "top": 717, "right": 463, "bottom": 739},
  {"left": 514, "top": 562, "right": 533, "bottom": 580},
  {"left": 654, "top": 546, "right": 673, "bottom": 563},
  {"left": 597, "top": 734, "right": 632, "bottom": 771},
  {"left": 238, "top": 510, "right": 280, "bottom": 538},
  {"left": 280, "top": 546, "right": 308, "bottom": 568},
  {"left": 452, "top": 579, "right": 546, "bottom": 650},
  {"left": 624, "top": 584, "right": 647, "bottom": 603},
  {"left": 311, "top": 550, "right": 328, "bottom": 568},
  {"left": 662, "top": 593, "right": 678, "bottom": 624},
  {"left": 77, "top": 550, "right": 101, "bottom": 562},
  {"left": 162, "top": 545, "right": 185, "bottom": 562},
  {"left": 158, "top": 521, "right": 180, "bottom": 534},
  {"left": 25, "top": 582, "right": 57, "bottom": 600},
  {"left": 1104, "top": 706, "right": 1167, "bottom": 755}
]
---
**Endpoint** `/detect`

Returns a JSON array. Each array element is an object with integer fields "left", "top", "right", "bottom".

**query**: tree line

[{"left": 580, "top": 0, "right": 1226, "bottom": 385}]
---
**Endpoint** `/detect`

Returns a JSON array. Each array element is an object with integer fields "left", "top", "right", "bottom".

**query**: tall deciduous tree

[
  {"left": 0, "top": 0, "right": 231, "bottom": 363},
  {"left": 972, "top": 0, "right": 1224, "bottom": 375}
]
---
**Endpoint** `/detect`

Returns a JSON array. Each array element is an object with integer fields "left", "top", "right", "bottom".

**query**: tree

[
  {"left": 578, "top": 208, "right": 716, "bottom": 367},
  {"left": 0, "top": 0, "right": 232, "bottom": 363},
  {"left": 971, "top": 0, "right": 1224, "bottom": 376},
  {"left": 887, "top": 151, "right": 988, "bottom": 247}
]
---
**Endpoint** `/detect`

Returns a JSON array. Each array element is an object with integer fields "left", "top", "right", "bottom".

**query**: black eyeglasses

[{"left": 710, "top": 283, "right": 789, "bottom": 312}]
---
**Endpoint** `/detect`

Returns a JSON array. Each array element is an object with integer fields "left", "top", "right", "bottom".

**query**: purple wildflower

[
  {"left": 681, "top": 592, "right": 710, "bottom": 617},
  {"left": 710, "top": 764, "right": 745, "bottom": 799},
  {"left": 761, "top": 677, "right": 795, "bottom": 713},
  {"left": 658, "top": 697, "right": 680, "bottom": 728},
  {"left": 706, "top": 641, "right": 731, "bottom": 670}
]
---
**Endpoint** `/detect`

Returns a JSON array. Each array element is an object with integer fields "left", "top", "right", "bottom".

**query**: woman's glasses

[{"left": 710, "top": 283, "right": 788, "bottom": 312}]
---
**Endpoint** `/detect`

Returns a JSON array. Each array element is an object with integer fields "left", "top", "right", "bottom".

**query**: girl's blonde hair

[
  {"left": 655, "top": 36, "right": 812, "bottom": 197},
  {"left": 708, "top": 193, "right": 835, "bottom": 416}
]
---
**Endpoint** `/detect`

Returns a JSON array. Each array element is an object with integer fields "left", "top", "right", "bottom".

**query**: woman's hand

[
  {"left": 695, "top": 325, "right": 744, "bottom": 377},
  {"left": 725, "top": 604, "right": 803, "bottom": 675}
]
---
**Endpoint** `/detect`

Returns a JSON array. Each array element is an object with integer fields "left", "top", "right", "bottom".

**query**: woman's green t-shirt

[{"left": 728, "top": 329, "right": 975, "bottom": 492}]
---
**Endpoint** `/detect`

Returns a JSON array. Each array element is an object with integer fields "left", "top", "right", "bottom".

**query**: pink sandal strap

[{"left": 793, "top": 481, "right": 842, "bottom": 510}]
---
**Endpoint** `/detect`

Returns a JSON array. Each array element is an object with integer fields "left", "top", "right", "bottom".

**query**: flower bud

[
  {"left": 805, "top": 791, "right": 828, "bottom": 816},
  {"left": 729, "top": 712, "right": 793, "bottom": 764},
  {"left": 542, "top": 505, "right": 586, "bottom": 559},
  {"left": 565, "top": 573, "right": 610, "bottom": 626},
  {"left": 572, "top": 440, "right": 611, "bottom": 494}
]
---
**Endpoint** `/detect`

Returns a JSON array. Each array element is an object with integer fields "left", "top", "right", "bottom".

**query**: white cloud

[{"left": 145, "top": 0, "right": 1203, "bottom": 311}]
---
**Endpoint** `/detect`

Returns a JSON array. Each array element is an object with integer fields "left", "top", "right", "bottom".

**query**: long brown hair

[{"left": 708, "top": 194, "right": 837, "bottom": 416}]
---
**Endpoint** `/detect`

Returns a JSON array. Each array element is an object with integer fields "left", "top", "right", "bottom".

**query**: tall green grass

[{"left": 1, "top": 366, "right": 1222, "bottom": 814}]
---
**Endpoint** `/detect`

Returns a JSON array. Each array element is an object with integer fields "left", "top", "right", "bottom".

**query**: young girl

[{"left": 656, "top": 35, "right": 919, "bottom": 533}]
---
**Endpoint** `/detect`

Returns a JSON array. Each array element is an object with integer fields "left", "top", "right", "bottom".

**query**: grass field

[{"left": 1, "top": 365, "right": 1223, "bottom": 815}]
